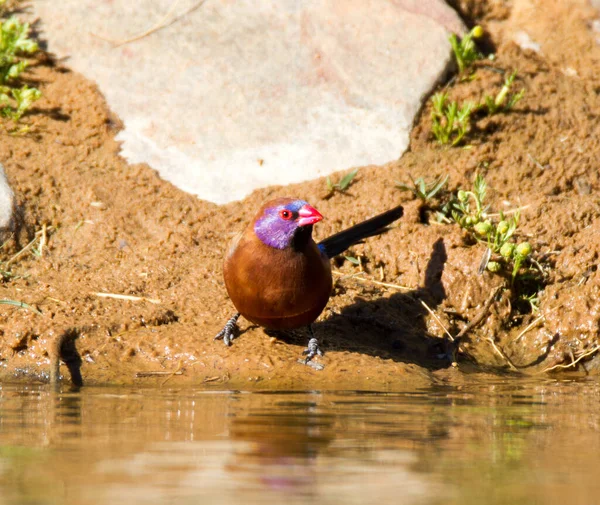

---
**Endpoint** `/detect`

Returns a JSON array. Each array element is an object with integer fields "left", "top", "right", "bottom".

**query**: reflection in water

[{"left": 0, "top": 379, "right": 599, "bottom": 505}]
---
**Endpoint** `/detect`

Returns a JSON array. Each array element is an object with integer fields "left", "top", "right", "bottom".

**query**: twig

[
  {"left": 135, "top": 370, "right": 184, "bottom": 378},
  {"left": 203, "top": 375, "right": 228, "bottom": 383},
  {"left": 487, "top": 337, "right": 519, "bottom": 371},
  {"left": 92, "top": 0, "right": 206, "bottom": 47},
  {"left": 455, "top": 286, "right": 501, "bottom": 340},
  {"left": 539, "top": 345, "right": 600, "bottom": 374},
  {"left": 91, "top": 292, "right": 161, "bottom": 304},
  {"left": 420, "top": 300, "right": 454, "bottom": 342}
]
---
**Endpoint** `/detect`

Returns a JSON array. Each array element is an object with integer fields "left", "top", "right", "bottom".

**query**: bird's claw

[
  {"left": 302, "top": 337, "right": 324, "bottom": 363},
  {"left": 214, "top": 313, "right": 240, "bottom": 346}
]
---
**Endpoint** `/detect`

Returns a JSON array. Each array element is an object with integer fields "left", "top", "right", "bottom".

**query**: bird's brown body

[
  {"left": 216, "top": 197, "right": 403, "bottom": 360},
  {"left": 224, "top": 200, "right": 332, "bottom": 330}
]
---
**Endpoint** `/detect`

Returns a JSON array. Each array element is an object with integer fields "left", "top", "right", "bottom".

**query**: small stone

[{"left": 0, "top": 163, "right": 15, "bottom": 242}]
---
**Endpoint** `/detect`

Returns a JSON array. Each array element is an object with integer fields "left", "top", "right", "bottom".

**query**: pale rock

[
  {"left": 512, "top": 30, "right": 542, "bottom": 53},
  {"left": 32, "top": 0, "right": 464, "bottom": 204}
]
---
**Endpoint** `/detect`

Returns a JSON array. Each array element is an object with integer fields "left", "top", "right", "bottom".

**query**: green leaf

[
  {"left": 0, "top": 298, "right": 42, "bottom": 315},
  {"left": 326, "top": 176, "right": 334, "bottom": 191},
  {"left": 338, "top": 169, "right": 359, "bottom": 191}
]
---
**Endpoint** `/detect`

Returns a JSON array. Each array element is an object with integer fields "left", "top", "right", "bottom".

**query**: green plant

[
  {"left": 326, "top": 169, "right": 358, "bottom": 195},
  {"left": 518, "top": 290, "right": 540, "bottom": 313},
  {"left": 1, "top": 84, "right": 40, "bottom": 121},
  {"left": 430, "top": 92, "right": 474, "bottom": 146},
  {"left": 396, "top": 174, "right": 448, "bottom": 203},
  {"left": 343, "top": 255, "right": 360, "bottom": 265},
  {"left": 442, "top": 173, "right": 488, "bottom": 227},
  {"left": 0, "top": 15, "right": 41, "bottom": 124},
  {"left": 483, "top": 70, "right": 525, "bottom": 114},
  {"left": 449, "top": 25, "right": 484, "bottom": 74},
  {"left": 0, "top": 298, "right": 42, "bottom": 315},
  {"left": 0, "top": 16, "right": 38, "bottom": 83},
  {"left": 440, "top": 175, "right": 536, "bottom": 284}
]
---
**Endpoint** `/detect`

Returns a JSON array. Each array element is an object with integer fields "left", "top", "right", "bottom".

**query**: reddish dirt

[{"left": 1, "top": 0, "right": 600, "bottom": 387}]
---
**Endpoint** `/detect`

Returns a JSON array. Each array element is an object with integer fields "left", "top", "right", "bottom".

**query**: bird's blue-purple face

[{"left": 254, "top": 199, "right": 323, "bottom": 249}]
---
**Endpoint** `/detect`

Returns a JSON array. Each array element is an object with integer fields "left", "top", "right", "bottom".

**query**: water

[{"left": 0, "top": 378, "right": 599, "bottom": 505}]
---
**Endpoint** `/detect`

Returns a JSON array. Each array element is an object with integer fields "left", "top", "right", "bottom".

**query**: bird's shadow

[{"left": 308, "top": 237, "right": 451, "bottom": 370}]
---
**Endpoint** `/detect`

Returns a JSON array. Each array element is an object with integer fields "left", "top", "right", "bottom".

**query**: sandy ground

[{"left": 1, "top": 0, "right": 600, "bottom": 387}]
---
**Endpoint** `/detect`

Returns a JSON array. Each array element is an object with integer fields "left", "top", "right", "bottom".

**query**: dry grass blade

[
  {"left": 514, "top": 314, "right": 545, "bottom": 343},
  {"left": 5, "top": 225, "right": 54, "bottom": 266},
  {"left": 92, "top": 292, "right": 161, "bottom": 304},
  {"left": 540, "top": 345, "right": 600, "bottom": 374},
  {"left": 420, "top": 299, "right": 454, "bottom": 342},
  {"left": 487, "top": 337, "right": 519, "bottom": 372},
  {"left": 39, "top": 223, "right": 47, "bottom": 256},
  {"left": 487, "top": 204, "right": 531, "bottom": 217},
  {"left": 332, "top": 270, "right": 412, "bottom": 291},
  {"left": 6, "top": 236, "right": 37, "bottom": 266},
  {"left": 136, "top": 370, "right": 183, "bottom": 378}
]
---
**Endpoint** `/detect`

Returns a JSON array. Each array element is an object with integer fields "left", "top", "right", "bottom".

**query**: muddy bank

[{"left": 1, "top": 0, "right": 600, "bottom": 387}]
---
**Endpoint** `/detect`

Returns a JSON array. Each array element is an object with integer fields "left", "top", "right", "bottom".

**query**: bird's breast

[{"left": 223, "top": 234, "right": 332, "bottom": 330}]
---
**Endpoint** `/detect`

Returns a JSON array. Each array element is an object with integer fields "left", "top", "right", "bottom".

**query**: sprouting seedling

[
  {"left": 483, "top": 70, "right": 525, "bottom": 114},
  {"left": 0, "top": 16, "right": 39, "bottom": 84},
  {"left": 430, "top": 92, "right": 474, "bottom": 146},
  {"left": 343, "top": 255, "right": 360, "bottom": 266},
  {"left": 449, "top": 25, "right": 484, "bottom": 74},
  {"left": 396, "top": 175, "right": 448, "bottom": 203},
  {"left": 442, "top": 173, "right": 488, "bottom": 227},
  {"left": 326, "top": 169, "right": 359, "bottom": 195},
  {"left": 519, "top": 291, "right": 540, "bottom": 313},
  {"left": 0, "top": 14, "right": 42, "bottom": 126},
  {"left": 442, "top": 175, "right": 538, "bottom": 283},
  {"left": 0, "top": 84, "right": 41, "bottom": 121},
  {"left": 509, "top": 242, "right": 532, "bottom": 284}
]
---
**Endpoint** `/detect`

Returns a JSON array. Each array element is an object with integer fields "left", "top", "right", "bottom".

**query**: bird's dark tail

[{"left": 318, "top": 204, "right": 404, "bottom": 258}]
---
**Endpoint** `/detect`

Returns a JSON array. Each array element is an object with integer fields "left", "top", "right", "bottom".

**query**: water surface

[{"left": 0, "top": 378, "right": 599, "bottom": 505}]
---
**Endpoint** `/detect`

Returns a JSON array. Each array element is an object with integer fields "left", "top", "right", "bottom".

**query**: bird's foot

[
  {"left": 214, "top": 313, "right": 240, "bottom": 346},
  {"left": 302, "top": 337, "right": 324, "bottom": 363}
]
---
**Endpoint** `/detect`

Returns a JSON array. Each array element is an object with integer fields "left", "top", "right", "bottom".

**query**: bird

[{"left": 215, "top": 197, "right": 404, "bottom": 365}]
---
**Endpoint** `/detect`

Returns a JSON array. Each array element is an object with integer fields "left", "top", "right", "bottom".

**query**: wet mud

[{"left": 1, "top": 0, "right": 600, "bottom": 387}]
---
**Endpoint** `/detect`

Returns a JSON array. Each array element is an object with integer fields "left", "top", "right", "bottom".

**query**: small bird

[{"left": 215, "top": 197, "right": 404, "bottom": 364}]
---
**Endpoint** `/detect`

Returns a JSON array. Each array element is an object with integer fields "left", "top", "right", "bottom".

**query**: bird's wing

[{"left": 318, "top": 204, "right": 404, "bottom": 259}]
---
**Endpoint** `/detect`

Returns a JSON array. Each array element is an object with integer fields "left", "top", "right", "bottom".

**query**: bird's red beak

[{"left": 297, "top": 204, "right": 323, "bottom": 227}]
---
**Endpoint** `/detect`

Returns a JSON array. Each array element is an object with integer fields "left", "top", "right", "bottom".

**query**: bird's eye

[{"left": 279, "top": 209, "right": 293, "bottom": 220}]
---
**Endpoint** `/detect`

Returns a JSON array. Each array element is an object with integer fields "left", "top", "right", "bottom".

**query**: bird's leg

[
  {"left": 214, "top": 313, "right": 240, "bottom": 346},
  {"left": 302, "top": 325, "right": 324, "bottom": 363}
]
